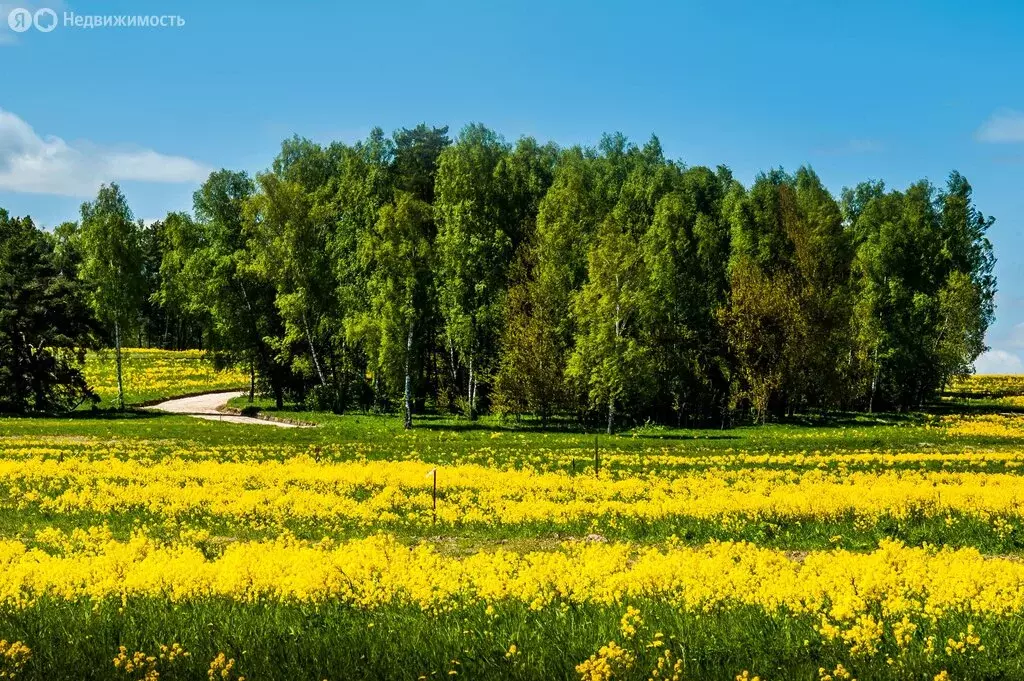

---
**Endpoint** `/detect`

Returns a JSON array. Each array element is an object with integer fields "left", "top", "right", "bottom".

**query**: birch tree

[
  {"left": 353, "top": 193, "right": 432, "bottom": 427},
  {"left": 78, "top": 183, "right": 144, "bottom": 410},
  {"left": 567, "top": 220, "right": 651, "bottom": 434},
  {"left": 434, "top": 124, "right": 510, "bottom": 418}
]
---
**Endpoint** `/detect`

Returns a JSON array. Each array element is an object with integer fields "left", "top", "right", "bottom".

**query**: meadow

[
  {"left": 81, "top": 349, "right": 248, "bottom": 407},
  {"left": 1, "top": 352, "right": 1024, "bottom": 680}
]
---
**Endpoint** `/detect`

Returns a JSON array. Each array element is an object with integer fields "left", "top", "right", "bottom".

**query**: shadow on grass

[
  {"left": 120, "top": 393, "right": 1023, "bottom": 440},
  {"left": 925, "top": 401, "right": 1024, "bottom": 416},
  {"left": 3, "top": 407, "right": 171, "bottom": 421},
  {"left": 763, "top": 402, "right": 1024, "bottom": 428},
  {"left": 774, "top": 411, "right": 925, "bottom": 428},
  {"left": 231, "top": 405, "right": 745, "bottom": 439}
]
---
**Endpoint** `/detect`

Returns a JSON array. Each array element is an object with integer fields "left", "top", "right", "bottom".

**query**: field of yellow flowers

[
  {"left": 82, "top": 348, "right": 248, "bottom": 407},
  {"left": 945, "top": 374, "right": 1024, "bottom": 407},
  {"left": 0, "top": 359, "right": 1022, "bottom": 679}
]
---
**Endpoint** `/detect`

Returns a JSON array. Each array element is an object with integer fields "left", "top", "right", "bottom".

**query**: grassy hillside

[{"left": 81, "top": 348, "right": 248, "bottom": 407}]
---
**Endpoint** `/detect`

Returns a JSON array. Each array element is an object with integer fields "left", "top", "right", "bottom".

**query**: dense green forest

[{"left": 0, "top": 124, "right": 996, "bottom": 429}]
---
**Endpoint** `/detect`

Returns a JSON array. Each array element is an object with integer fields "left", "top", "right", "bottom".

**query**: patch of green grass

[
  {"left": 4, "top": 505, "right": 1024, "bottom": 555},
  {"left": 225, "top": 395, "right": 1024, "bottom": 455},
  {"left": 0, "top": 599, "right": 1016, "bottom": 681}
]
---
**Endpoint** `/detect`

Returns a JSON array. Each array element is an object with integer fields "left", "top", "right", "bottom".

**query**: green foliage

[
  {"left": 149, "top": 212, "right": 207, "bottom": 349},
  {"left": 640, "top": 167, "right": 733, "bottom": 424},
  {"left": 162, "top": 170, "right": 295, "bottom": 407},
  {"left": 4, "top": 125, "right": 995, "bottom": 425},
  {"left": 392, "top": 124, "right": 451, "bottom": 204},
  {"left": 353, "top": 192, "right": 433, "bottom": 427},
  {"left": 721, "top": 255, "right": 803, "bottom": 421},
  {"left": 434, "top": 124, "right": 515, "bottom": 417},
  {"left": 78, "top": 185, "right": 145, "bottom": 332},
  {"left": 169, "top": 130, "right": 999, "bottom": 424},
  {"left": 0, "top": 211, "right": 96, "bottom": 412},
  {"left": 724, "top": 168, "right": 856, "bottom": 417},
  {"left": 494, "top": 147, "right": 605, "bottom": 418},
  {"left": 845, "top": 173, "right": 995, "bottom": 410},
  {"left": 568, "top": 220, "right": 652, "bottom": 434},
  {"left": 78, "top": 183, "right": 146, "bottom": 410},
  {"left": 492, "top": 246, "right": 566, "bottom": 421}
]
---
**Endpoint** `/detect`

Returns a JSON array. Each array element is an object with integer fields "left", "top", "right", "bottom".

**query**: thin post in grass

[
  {"left": 594, "top": 435, "right": 600, "bottom": 478},
  {"left": 426, "top": 467, "right": 437, "bottom": 526}
]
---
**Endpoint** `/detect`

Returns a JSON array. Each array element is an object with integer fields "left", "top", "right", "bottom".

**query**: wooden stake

[{"left": 425, "top": 467, "right": 438, "bottom": 525}]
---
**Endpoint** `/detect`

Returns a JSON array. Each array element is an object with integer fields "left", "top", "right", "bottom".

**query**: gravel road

[{"left": 146, "top": 391, "right": 306, "bottom": 428}]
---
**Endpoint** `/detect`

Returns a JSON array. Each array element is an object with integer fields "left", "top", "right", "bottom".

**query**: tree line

[{"left": 0, "top": 124, "right": 996, "bottom": 429}]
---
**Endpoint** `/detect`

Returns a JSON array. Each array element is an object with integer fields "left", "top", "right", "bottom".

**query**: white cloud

[
  {"left": 973, "top": 349, "right": 1024, "bottom": 374},
  {"left": 975, "top": 109, "right": 1024, "bottom": 143},
  {"left": 0, "top": 108, "right": 211, "bottom": 197}
]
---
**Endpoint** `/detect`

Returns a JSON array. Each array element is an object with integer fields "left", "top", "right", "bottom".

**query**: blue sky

[{"left": 2, "top": 0, "right": 1022, "bottom": 371}]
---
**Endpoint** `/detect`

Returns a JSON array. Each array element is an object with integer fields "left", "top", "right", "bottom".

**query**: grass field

[{"left": 0, "top": 354, "right": 1023, "bottom": 679}]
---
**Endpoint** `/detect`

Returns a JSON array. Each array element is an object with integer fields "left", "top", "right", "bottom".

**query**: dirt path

[{"left": 147, "top": 392, "right": 306, "bottom": 428}]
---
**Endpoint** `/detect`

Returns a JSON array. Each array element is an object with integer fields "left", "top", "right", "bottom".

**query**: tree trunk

[
  {"left": 114, "top": 320, "right": 125, "bottom": 411},
  {"left": 467, "top": 356, "right": 476, "bottom": 420},
  {"left": 403, "top": 322, "right": 414, "bottom": 430},
  {"left": 447, "top": 338, "right": 459, "bottom": 384},
  {"left": 609, "top": 297, "right": 620, "bottom": 436},
  {"left": 303, "top": 311, "right": 327, "bottom": 388},
  {"left": 868, "top": 342, "right": 879, "bottom": 414},
  {"left": 273, "top": 380, "right": 284, "bottom": 410}
]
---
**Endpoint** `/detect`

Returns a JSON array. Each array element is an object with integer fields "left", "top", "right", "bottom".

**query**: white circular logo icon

[
  {"left": 33, "top": 7, "right": 56, "bottom": 32},
  {"left": 7, "top": 7, "right": 32, "bottom": 32}
]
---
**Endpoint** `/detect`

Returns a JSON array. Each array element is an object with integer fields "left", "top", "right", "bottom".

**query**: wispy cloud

[
  {"left": 973, "top": 322, "right": 1024, "bottom": 374},
  {"left": 0, "top": 108, "right": 211, "bottom": 197},
  {"left": 975, "top": 109, "right": 1024, "bottom": 143},
  {"left": 974, "top": 349, "right": 1024, "bottom": 374}
]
